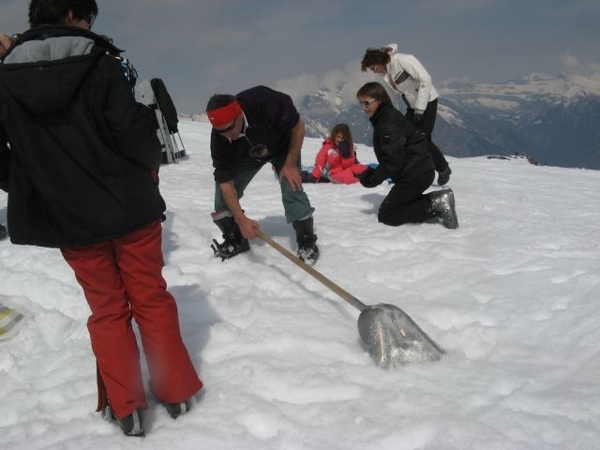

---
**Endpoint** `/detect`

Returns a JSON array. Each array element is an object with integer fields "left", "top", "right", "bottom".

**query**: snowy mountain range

[{"left": 294, "top": 72, "right": 600, "bottom": 170}]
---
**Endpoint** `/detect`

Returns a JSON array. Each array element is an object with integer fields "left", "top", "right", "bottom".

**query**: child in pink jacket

[{"left": 311, "top": 123, "right": 368, "bottom": 184}]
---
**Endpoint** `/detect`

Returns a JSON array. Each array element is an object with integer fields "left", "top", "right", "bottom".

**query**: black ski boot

[
  {"left": 163, "top": 396, "right": 195, "bottom": 419},
  {"left": 211, "top": 216, "right": 250, "bottom": 260},
  {"left": 102, "top": 405, "right": 145, "bottom": 437},
  {"left": 293, "top": 216, "right": 319, "bottom": 265},
  {"left": 0, "top": 223, "right": 7, "bottom": 240},
  {"left": 426, "top": 189, "right": 459, "bottom": 229}
]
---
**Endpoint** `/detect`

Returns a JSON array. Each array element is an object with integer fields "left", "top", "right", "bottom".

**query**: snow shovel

[{"left": 257, "top": 230, "right": 445, "bottom": 368}]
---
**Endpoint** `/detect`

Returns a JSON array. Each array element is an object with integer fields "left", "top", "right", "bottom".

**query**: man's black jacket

[{"left": 210, "top": 85, "right": 300, "bottom": 183}]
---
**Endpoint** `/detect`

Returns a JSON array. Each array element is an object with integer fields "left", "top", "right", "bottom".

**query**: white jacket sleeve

[
  {"left": 388, "top": 53, "right": 438, "bottom": 112},
  {"left": 399, "top": 54, "right": 433, "bottom": 112}
]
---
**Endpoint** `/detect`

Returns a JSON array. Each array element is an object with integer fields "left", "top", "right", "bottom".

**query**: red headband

[{"left": 207, "top": 99, "right": 243, "bottom": 128}]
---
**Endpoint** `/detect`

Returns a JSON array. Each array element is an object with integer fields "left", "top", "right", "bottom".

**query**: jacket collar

[
  {"left": 2, "top": 25, "right": 123, "bottom": 62},
  {"left": 369, "top": 102, "right": 392, "bottom": 126}
]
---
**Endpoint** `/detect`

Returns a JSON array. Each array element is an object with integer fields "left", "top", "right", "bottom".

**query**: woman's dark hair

[
  {"left": 29, "top": 0, "right": 99, "bottom": 27},
  {"left": 360, "top": 47, "right": 390, "bottom": 72},
  {"left": 356, "top": 82, "right": 392, "bottom": 105},
  {"left": 330, "top": 123, "right": 354, "bottom": 152}
]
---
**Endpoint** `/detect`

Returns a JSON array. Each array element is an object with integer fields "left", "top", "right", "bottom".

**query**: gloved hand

[
  {"left": 338, "top": 140, "right": 351, "bottom": 159},
  {"left": 413, "top": 109, "right": 425, "bottom": 123},
  {"left": 359, "top": 167, "right": 378, "bottom": 188}
]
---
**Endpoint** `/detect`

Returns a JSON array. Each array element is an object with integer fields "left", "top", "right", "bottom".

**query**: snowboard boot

[
  {"left": 0, "top": 223, "right": 7, "bottom": 240},
  {"left": 293, "top": 216, "right": 319, "bottom": 265},
  {"left": 102, "top": 405, "right": 145, "bottom": 437},
  {"left": 427, "top": 189, "right": 459, "bottom": 229},
  {"left": 211, "top": 216, "right": 250, "bottom": 260},
  {"left": 437, "top": 166, "right": 452, "bottom": 186}
]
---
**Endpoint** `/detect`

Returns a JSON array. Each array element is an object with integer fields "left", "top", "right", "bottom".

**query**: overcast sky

[{"left": 2, "top": 0, "right": 599, "bottom": 114}]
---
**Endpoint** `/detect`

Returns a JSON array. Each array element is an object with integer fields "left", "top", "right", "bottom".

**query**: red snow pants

[
  {"left": 329, "top": 163, "right": 368, "bottom": 184},
  {"left": 61, "top": 220, "right": 203, "bottom": 419}
]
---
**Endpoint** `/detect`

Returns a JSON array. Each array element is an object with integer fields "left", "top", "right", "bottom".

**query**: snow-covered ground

[{"left": 1, "top": 120, "right": 599, "bottom": 449}]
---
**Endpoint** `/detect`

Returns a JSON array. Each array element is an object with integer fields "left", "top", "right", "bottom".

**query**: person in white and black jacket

[{"left": 361, "top": 44, "right": 452, "bottom": 186}]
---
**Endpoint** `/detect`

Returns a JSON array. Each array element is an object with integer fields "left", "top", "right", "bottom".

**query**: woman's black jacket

[{"left": 367, "top": 102, "right": 434, "bottom": 186}]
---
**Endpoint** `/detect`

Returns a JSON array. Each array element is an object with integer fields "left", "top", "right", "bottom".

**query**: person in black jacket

[
  {"left": 206, "top": 86, "right": 319, "bottom": 265},
  {"left": 356, "top": 82, "right": 458, "bottom": 229},
  {"left": 0, "top": 0, "right": 202, "bottom": 437},
  {"left": 0, "top": 33, "right": 10, "bottom": 240}
]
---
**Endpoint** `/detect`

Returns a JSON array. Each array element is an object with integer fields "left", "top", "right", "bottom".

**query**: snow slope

[{"left": 1, "top": 120, "right": 600, "bottom": 449}]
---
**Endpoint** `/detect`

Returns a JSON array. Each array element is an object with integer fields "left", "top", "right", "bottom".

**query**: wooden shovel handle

[{"left": 257, "top": 229, "right": 366, "bottom": 312}]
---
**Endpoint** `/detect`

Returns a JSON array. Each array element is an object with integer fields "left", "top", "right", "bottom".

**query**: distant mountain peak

[{"left": 438, "top": 72, "right": 600, "bottom": 100}]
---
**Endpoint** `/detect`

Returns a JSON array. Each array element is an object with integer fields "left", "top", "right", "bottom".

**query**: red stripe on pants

[{"left": 61, "top": 221, "right": 203, "bottom": 419}]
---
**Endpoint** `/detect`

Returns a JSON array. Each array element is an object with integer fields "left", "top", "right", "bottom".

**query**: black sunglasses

[
  {"left": 248, "top": 144, "right": 270, "bottom": 159},
  {"left": 244, "top": 135, "right": 271, "bottom": 159},
  {"left": 215, "top": 121, "right": 236, "bottom": 135}
]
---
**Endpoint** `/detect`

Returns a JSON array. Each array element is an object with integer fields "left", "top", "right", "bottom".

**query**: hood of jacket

[{"left": 0, "top": 26, "right": 120, "bottom": 115}]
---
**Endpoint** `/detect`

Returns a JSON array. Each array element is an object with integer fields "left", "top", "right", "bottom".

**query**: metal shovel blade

[{"left": 358, "top": 303, "right": 445, "bottom": 368}]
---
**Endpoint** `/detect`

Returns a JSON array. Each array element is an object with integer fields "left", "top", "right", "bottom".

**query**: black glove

[
  {"left": 338, "top": 141, "right": 351, "bottom": 159},
  {"left": 359, "top": 167, "right": 378, "bottom": 188}
]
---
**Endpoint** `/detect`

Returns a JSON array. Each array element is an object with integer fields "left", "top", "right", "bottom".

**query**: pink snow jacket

[{"left": 311, "top": 138, "right": 367, "bottom": 184}]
